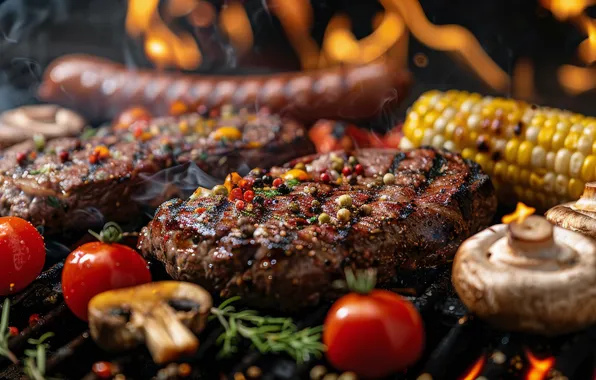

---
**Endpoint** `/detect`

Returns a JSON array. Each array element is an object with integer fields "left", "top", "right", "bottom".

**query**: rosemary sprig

[
  {"left": 210, "top": 297, "right": 325, "bottom": 363},
  {"left": 285, "top": 178, "right": 301, "bottom": 188},
  {"left": 254, "top": 189, "right": 280, "bottom": 198},
  {"left": 0, "top": 299, "right": 18, "bottom": 365},
  {"left": 88, "top": 222, "right": 124, "bottom": 244},
  {"left": 23, "top": 332, "right": 54, "bottom": 380}
]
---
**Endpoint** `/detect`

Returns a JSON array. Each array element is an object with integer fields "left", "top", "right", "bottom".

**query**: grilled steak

[
  {"left": 0, "top": 110, "right": 314, "bottom": 235},
  {"left": 139, "top": 148, "right": 497, "bottom": 311}
]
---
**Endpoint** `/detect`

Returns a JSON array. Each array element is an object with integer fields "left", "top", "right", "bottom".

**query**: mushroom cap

[
  {"left": 546, "top": 202, "right": 596, "bottom": 239},
  {"left": 0, "top": 105, "right": 86, "bottom": 148},
  {"left": 452, "top": 224, "right": 596, "bottom": 335},
  {"left": 88, "top": 281, "right": 213, "bottom": 354}
]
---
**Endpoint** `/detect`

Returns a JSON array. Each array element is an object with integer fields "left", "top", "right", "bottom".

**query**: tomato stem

[
  {"left": 344, "top": 268, "right": 377, "bottom": 294},
  {"left": 88, "top": 222, "right": 124, "bottom": 244}
]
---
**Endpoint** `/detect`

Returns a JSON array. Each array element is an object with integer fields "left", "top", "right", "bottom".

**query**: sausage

[{"left": 38, "top": 54, "right": 412, "bottom": 124}]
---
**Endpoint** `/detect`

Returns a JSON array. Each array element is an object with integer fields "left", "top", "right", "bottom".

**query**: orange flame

[
  {"left": 126, "top": 0, "right": 201, "bottom": 70},
  {"left": 541, "top": 0, "right": 595, "bottom": 20},
  {"left": 219, "top": 1, "right": 254, "bottom": 55},
  {"left": 512, "top": 58, "right": 535, "bottom": 101},
  {"left": 557, "top": 64, "right": 596, "bottom": 95},
  {"left": 525, "top": 349, "right": 555, "bottom": 380},
  {"left": 502, "top": 202, "right": 536, "bottom": 224},
  {"left": 459, "top": 356, "right": 485, "bottom": 380}
]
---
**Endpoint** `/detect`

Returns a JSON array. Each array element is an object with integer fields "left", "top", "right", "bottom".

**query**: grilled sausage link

[{"left": 38, "top": 54, "right": 412, "bottom": 123}]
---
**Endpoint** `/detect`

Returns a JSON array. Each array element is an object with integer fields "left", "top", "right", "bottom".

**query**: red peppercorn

[
  {"left": 59, "top": 150, "right": 70, "bottom": 163},
  {"left": 209, "top": 108, "right": 220, "bottom": 118},
  {"left": 320, "top": 172, "right": 331, "bottom": 183},
  {"left": 8, "top": 327, "right": 18, "bottom": 336},
  {"left": 342, "top": 166, "right": 352, "bottom": 176},
  {"left": 239, "top": 178, "right": 254, "bottom": 190},
  {"left": 16, "top": 152, "right": 27, "bottom": 165},
  {"left": 235, "top": 200, "right": 245, "bottom": 211},
  {"left": 92, "top": 361, "right": 113, "bottom": 379},
  {"left": 243, "top": 190, "right": 255, "bottom": 203},
  {"left": 230, "top": 187, "right": 244, "bottom": 201},
  {"left": 355, "top": 164, "right": 364, "bottom": 175},
  {"left": 272, "top": 178, "right": 283, "bottom": 188},
  {"left": 28, "top": 313, "right": 41, "bottom": 326},
  {"left": 89, "top": 153, "right": 99, "bottom": 165}
]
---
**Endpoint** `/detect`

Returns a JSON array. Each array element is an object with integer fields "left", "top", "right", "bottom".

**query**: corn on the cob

[{"left": 400, "top": 90, "right": 596, "bottom": 209}]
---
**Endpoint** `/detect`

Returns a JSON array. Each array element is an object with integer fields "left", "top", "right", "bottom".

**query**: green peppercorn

[
  {"left": 289, "top": 202, "right": 300, "bottom": 213},
  {"left": 360, "top": 204, "right": 372, "bottom": 215},
  {"left": 294, "top": 162, "right": 306, "bottom": 170},
  {"left": 348, "top": 156, "right": 358, "bottom": 166},
  {"left": 212, "top": 185, "right": 228, "bottom": 196},
  {"left": 337, "top": 194, "right": 352, "bottom": 207},
  {"left": 33, "top": 134, "right": 46, "bottom": 152},
  {"left": 337, "top": 208, "right": 351, "bottom": 222},
  {"left": 318, "top": 212, "right": 331, "bottom": 224},
  {"left": 331, "top": 161, "right": 343, "bottom": 173},
  {"left": 311, "top": 200, "right": 321, "bottom": 207},
  {"left": 383, "top": 172, "right": 396, "bottom": 185}
]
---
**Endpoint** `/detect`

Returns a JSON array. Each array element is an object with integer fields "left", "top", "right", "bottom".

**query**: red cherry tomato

[
  {"left": 62, "top": 242, "right": 151, "bottom": 321},
  {"left": 323, "top": 290, "right": 425, "bottom": 378},
  {"left": 0, "top": 217, "right": 46, "bottom": 296}
]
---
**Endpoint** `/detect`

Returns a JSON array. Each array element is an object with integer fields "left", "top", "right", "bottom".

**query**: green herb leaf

[
  {"left": 0, "top": 299, "right": 18, "bottom": 365},
  {"left": 80, "top": 127, "right": 97, "bottom": 141},
  {"left": 255, "top": 189, "right": 279, "bottom": 198},
  {"left": 307, "top": 216, "right": 317, "bottom": 224},
  {"left": 46, "top": 196, "right": 61, "bottom": 209},
  {"left": 286, "top": 178, "right": 301, "bottom": 188},
  {"left": 210, "top": 298, "right": 325, "bottom": 363}
]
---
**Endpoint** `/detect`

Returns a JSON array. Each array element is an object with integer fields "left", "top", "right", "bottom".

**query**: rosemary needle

[
  {"left": 0, "top": 299, "right": 18, "bottom": 364},
  {"left": 210, "top": 297, "right": 326, "bottom": 363}
]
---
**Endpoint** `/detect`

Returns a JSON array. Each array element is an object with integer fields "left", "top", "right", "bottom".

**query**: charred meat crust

[
  {"left": 0, "top": 112, "right": 314, "bottom": 235},
  {"left": 139, "top": 148, "right": 497, "bottom": 311}
]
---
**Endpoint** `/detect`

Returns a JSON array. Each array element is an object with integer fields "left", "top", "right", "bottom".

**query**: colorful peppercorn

[
  {"left": 383, "top": 173, "right": 396, "bottom": 185},
  {"left": 337, "top": 195, "right": 352, "bottom": 207},
  {"left": 230, "top": 188, "right": 243, "bottom": 201},
  {"left": 360, "top": 204, "right": 372, "bottom": 216},
  {"left": 243, "top": 190, "right": 255, "bottom": 203},
  {"left": 342, "top": 166, "right": 352, "bottom": 176},
  {"left": 92, "top": 361, "right": 113, "bottom": 379},
  {"left": 8, "top": 326, "right": 18, "bottom": 336},
  {"left": 272, "top": 178, "right": 283, "bottom": 188},
  {"left": 59, "top": 150, "right": 70, "bottom": 163},
  {"left": 212, "top": 185, "right": 228, "bottom": 196},
  {"left": 354, "top": 164, "right": 364, "bottom": 175},
  {"left": 337, "top": 208, "right": 351, "bottom": 222},
  {"left": 235, "top": 200, "right": 245, "bottom": 211},
  {"left": 16, "top": 152, "right": 27, "bottom": 165},
  {"left": 318, "top": 213, "right": 331, "bottom": 224},
  {"left": 28, "top": 313, "right": 41, "bottom": 326},
  {"left": 320, "top": 173, "right": 331, "bottom": 183}
]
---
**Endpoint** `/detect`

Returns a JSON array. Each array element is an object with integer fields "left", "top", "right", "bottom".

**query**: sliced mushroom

[
  {"left": 0, "top": 105, "right": 86, "bottom": 148},
  {"left": 546, "top": 182, "right": 596, "bottom": 238},
  {"left": 452, "top": 215, "right": 596, "bottom": 335},
  {"left": 88, "top": 281, "right": 213, "bottom": 364}
]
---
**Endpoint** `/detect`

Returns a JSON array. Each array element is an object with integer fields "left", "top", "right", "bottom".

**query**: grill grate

[{"left": 1, "top": 250, "right": 595, "bottom": 379}]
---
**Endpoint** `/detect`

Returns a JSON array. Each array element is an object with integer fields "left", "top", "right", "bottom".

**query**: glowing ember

[
  {"left": 502, "top": 202, "right": 536, "bottom": 225},
  {"left": 525, "top": 349, "right": 555, "bottom": 380},
  {"left": 459, "top": 355, "right": 485, "bottom": 380}
]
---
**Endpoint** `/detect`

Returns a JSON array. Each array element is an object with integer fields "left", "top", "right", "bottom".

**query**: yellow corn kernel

[
  {"left": 569, "top": 179, "right": 585, "bottom": 199},
  {"left": 494, "top": 161, "right": 508, "bottom": 180},
  {"left": 577, "top": 135, "right": 593, "bottom": 155},
  {"left": 537, "top": 128, "right": 555, "bottom": 149},
  {"left": 517, "top": 141, "right": 533, "bottom": 167},
  {"left": 506, "top": 165, "right": 520, "bottom": 184},
  {"left": 519, "top": 169, "right": 531, "bottom": 186},
  {"left": 282, "top": 169, "right": 310, "bottom": 181},
  {"left": 581, "top": 155, "right": 596, "bottom": 182},
  {"left": 529, "top": 172, "right": 544, "bottom": 189},
  {"left": 412, "top": 128, "right": 424, "bottom": 145},
  {"left": 431, "top": 135, "right": 445, "bottom": 149},
  {"left": 551, "top": 132, "right": 567, "bottom": 151},
  {"left": 531, "top": 146, "right": 546, "bottom": 168},
  {"left": 564, "top": 133, "right": 579, "bottom": 150},
  {"left": 423, "top": 110, "right": 440, "bottom": 127},
  {"left": 421, "top": 129, "right": 434, "bottom": 146},
  {"left": 531, "top": 115, "right": 546, "bottom": 127},
  {"left": 569, "top": 152, "right": 585, "bottom": 178},
  {"left": 556, "top": 120, "right": 571, "bottom": 132},
  {"left": 555, "top": 174, "right": 569, "bottom": 196},
  {"left": 543, "top": 172, "right": 556, "bottom": 193},
  {"left": 554, "top": 149, "right": 571, "bottom": 175},
  {"left": 505, "top": 139, "right": 520, "bottom": 163},
  {"left": 570, "top": 123, "right": 584, "bottom": 134},
  {"left": 403, "top": 120, "right": 418, "bottom": 138},
  {"left": 212, "top": 127, "right": 242, "bottom": 141},
  {"left": 474, "top": 153, "right": 492, "bottom": 173},
  {"left": 461, "top": 148, "right": 475, "bottom": 160}
]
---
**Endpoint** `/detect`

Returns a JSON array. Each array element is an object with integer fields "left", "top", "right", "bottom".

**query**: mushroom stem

[
  {"left": 573, "top": 182, "right": 596, "bottom": 212},
  {"left": 141, "top": 302, "right": 200, "bottom": 364},
  {"left": 506, "top": 215, "right": 559, "bottom": 260}
]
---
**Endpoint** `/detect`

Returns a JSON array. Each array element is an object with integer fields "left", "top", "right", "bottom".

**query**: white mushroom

[
  {"left": 452, "top": 210, "right": 596, "bottom": 335},
  {"left": 88, "top": 281, "right": 212, "bottom": 364},
  {"left": 546, "top": 182, "right": 596, "bottom": 238}
]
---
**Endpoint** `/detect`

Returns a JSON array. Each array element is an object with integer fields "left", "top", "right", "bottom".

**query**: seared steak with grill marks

[
  {"left": 138, "top": 148, "right": 497, "bottom": 311},
  {"left": 0, "top": 110, "right": 313, "bottom": 236}
]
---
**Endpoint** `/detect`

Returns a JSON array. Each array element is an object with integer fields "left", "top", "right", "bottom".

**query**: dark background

[{"left": 0, "top": 0, "right": 594, "bottom": 118}]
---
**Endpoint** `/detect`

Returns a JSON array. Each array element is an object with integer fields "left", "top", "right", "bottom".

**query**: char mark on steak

[
  {"left": 0, "top": 110, "right": 314, "bottom": 236},
  {"left": 138, "top": 148, "right": 497, "bottom": 311}
]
